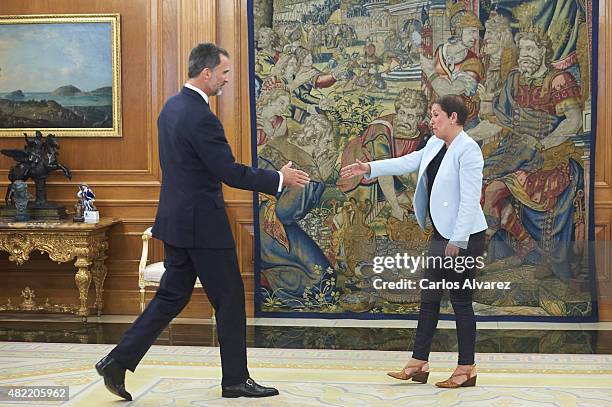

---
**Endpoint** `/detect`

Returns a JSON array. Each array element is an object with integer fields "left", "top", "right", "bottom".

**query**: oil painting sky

[{"left": 0, "top": 23, "right": 112, "bottom": 93}]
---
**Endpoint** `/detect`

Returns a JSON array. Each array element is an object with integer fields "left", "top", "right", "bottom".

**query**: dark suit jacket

[{"left": 152, "top": 87, "right": 280, "bottom": 248}]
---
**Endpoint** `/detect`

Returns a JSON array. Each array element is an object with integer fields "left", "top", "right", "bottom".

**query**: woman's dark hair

[
  {"left": 188, "top": 43, "right": 230, "bottom": 78},
  {"left": 433, "top": 95, "right": 468, "bottom": 125}
]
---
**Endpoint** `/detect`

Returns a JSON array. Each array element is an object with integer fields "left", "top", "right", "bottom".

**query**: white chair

[{"left": 138, "top": 227, "right": 203, "bottom": 312}]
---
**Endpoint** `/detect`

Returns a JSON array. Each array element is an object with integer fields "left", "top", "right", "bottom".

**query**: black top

[{"left": 426, "top": 144, "right": 447, "bottom": 236}]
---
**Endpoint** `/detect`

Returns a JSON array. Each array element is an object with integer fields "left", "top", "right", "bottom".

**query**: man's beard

[
  {"left": 395, "top": 122, "right": 419, "bottom": 139},
  {"left": 482, "top": 40, "right": 501, "bottom": 60},
  {"left": 482, "top": 40, "right": 499, "bottom": 55},
  {"left": 461, "top": 38, "right": 476, "bottom": 49},
  {"left": 485, "top": 69, "right": 501, "bottom": 93},
  {"left": 518, "top": 56, "right": 541, "bottom": 76}
]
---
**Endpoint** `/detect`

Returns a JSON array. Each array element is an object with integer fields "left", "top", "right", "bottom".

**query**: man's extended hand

[{"left": 280, "top": 161, "right": 310, "bottom": 187}]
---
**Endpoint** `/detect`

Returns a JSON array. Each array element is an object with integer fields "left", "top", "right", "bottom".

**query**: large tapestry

[{"left": 251, "top": 0, "right": 598, "bottom": 319}]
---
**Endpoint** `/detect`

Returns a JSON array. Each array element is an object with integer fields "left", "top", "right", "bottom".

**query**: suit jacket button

[{"left": 443, "top": 201, "right": 448, "bottom": 207}]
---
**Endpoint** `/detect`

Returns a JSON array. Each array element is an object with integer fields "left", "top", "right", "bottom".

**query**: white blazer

[{"left": 366, "top": 130, "right": 487, "bottom": 248}]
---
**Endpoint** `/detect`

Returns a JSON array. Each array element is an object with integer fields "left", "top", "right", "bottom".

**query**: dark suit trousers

[
  {"left": 412, "top": 229, "right": 485, "bottom": 365},
  {"left": 109, "top": 243, "right": 249, "bottom": 387}
]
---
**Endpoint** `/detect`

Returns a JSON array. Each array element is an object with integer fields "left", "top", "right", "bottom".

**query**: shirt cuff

[
  {"left": 277, "top": 171, "right": 283, "bottom": 192},
  {"left": 449, "top": 240, "right": 468, "bottom": 250},
  {"left": 363, "top": 162, "right": 375, "bottom": 179}
]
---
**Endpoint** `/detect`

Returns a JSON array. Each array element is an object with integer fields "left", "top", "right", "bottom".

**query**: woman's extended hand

[
  {"left": 339, "top": 159, "right": 370, "bottom": 179},
  {"left": 445, "top": 243, "right": 460, "bottom": 257}
]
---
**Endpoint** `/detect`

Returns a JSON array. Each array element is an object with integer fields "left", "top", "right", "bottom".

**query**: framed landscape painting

[{"left": 0, "top": 14, "right": 121, "bottom": 137}]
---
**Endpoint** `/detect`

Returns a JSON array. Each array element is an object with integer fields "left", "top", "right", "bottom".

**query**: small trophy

[{"left": 77, "top": 184, "right": 99, "bottom": 223}]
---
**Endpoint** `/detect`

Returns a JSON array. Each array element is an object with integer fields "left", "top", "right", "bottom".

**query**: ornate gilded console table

[{"left": 0, "top": 218, "right": 120, "bottom": 321}]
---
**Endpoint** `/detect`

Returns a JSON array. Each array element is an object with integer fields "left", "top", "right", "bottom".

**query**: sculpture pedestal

[
  {"left": 84, "top": 210, "right": 100, "bottom": 224},
  {"left": 0, "top": 203, "right": 68, "bottom": 220}
]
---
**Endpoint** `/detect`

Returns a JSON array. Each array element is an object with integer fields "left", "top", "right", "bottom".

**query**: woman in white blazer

[{"left": 341, "top": 95, "right": 487, "bottom": 388}]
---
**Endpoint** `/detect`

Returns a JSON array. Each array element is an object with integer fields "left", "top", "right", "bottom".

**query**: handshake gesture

[
  {"left": 280, "top": 157, "right": 370, "bottom": 187},
  {"left": 280, "top": 161, "right": 311, "bottom": 187}
]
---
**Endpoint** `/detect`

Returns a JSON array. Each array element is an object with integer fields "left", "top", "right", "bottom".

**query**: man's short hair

[
  {"left": 188, "top": 43, "right": 230, "bottom": 78},
  {"left": 434, "top": 95, "right": 468, "bottom": 125},
  {"left": 449, "top": 11, "right": 483, "bottom": 37}
]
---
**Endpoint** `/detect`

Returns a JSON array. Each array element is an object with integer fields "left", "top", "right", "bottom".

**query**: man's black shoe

[
  {"left": 95, "top": 355, "right": 132, "bottom": 401},
  {"left": 222, "top": 378, "right": 279, "bottom": 398}
]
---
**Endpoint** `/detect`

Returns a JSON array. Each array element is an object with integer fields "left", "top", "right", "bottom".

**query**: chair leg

[{"left": 139, "top": 287, "right": 145, "bottom": 312}]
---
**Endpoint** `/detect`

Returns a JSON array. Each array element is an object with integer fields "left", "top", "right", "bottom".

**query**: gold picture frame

[{"left": 0, "top": 14, "right": 122, "bottom": 137}]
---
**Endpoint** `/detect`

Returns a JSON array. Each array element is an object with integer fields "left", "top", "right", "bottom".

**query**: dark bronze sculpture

[
  {"left": 2, "top": 131, "right": 72, "bottom": 206},
  {"left": 1, "top": 131, "right": 71, "bottom": 219}
]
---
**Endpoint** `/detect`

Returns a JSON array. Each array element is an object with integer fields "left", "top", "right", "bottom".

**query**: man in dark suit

[{"left": 96, "top": 43, "right": 310, "bottom": 400}]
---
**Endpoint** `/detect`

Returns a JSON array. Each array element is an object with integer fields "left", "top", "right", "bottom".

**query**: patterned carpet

[{"left": 1, "top": 342, "right": 611, "bottom": 406}]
